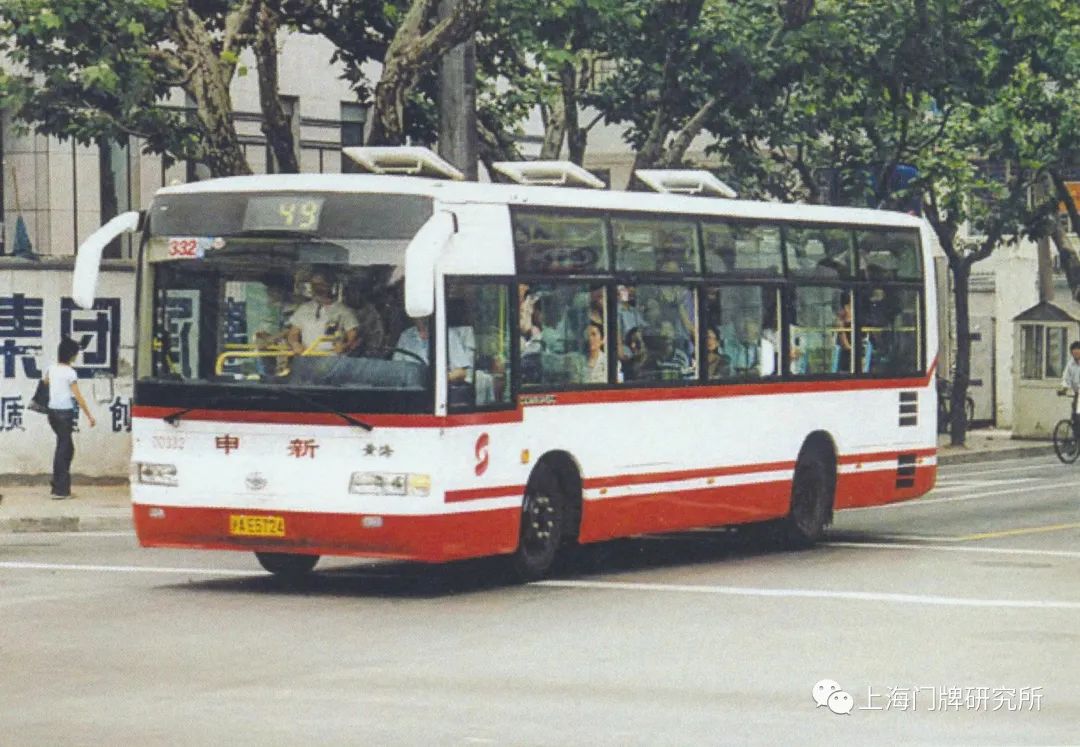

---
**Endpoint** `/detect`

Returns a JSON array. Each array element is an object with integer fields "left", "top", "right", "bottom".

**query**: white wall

[{"left": 0, "top": 263, "right": 135, "bottom": 477}]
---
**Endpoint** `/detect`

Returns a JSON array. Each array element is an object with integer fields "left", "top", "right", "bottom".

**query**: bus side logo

[{"left": 475, "top": 433, "right": 490, "bottom": 476}]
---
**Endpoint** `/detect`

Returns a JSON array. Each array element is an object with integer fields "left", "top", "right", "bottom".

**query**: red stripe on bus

[
  {"left": 522, "top": 374, "right": 934, "bottom": 407},
  {"left": 444, "top": 485, "right": 525, "bottom": 503},
  {"left": 837, "top": 447, "right": 936, "bottom": 465},
  {"left": 444, "top": 450, "right": 934, "bottom": 504},
  {"left": 132, "top": 463, "right": 935, "bottom": 563},
  {"left": 133, "top": 504, "right": 520, "bottom": 564},
  {"left": 133, "top": 368, "right": 934, "bottom": 427},
  {"left": 583, "top": 460, "right": 797, "bottom": 490},
  {"left": 131, "top": 405, "right": 522, "bottom": 428}
]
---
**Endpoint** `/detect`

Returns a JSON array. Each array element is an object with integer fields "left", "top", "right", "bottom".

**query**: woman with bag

[{"left": 43, "top": 337, "right": 96, "bottom": 498}]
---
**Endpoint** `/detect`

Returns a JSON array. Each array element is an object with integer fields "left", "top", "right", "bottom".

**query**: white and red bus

[{"left": 74, "top": 148, "right": 937, "bottom": 580}]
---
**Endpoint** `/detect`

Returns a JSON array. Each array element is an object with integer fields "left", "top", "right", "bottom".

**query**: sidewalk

[{"left": 0, "top": 429, "right": 1054, "bottom": 534}]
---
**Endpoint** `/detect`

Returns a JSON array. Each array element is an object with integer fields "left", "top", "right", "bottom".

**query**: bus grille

[
  {"left": 899, "top": 391, "right": 918, "bottom": 427},
  {"left": 896, "top": 453, "right": 917, "bottom": 488}
]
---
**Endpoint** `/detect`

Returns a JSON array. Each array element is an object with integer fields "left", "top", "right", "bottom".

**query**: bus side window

[
  {"left": 520, "top": 282, "right": 606, "bottom": 388},
  {"left": 446, "top": 282, "right": 512, "bottom": 409}
]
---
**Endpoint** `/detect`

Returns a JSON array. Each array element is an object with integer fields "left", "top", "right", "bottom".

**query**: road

[{"left": 2, "top": 455, "right": 1079, "bottom": 745}]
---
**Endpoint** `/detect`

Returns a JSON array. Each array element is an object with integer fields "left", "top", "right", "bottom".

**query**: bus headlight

[
  {"left": 349, "top": 472, "right": 430, "bottom": 497},
  {"left": 134, "top": 462, "right": 179, "bottom": 487}
]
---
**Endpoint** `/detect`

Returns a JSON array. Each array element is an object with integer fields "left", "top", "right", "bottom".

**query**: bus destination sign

[{"left": 242, "top": 196, "right": 325, "bottom": 232}]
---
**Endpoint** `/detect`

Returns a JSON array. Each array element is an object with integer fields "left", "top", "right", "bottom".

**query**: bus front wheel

[
  {"left": 781, "top": 452, "right": 834, "bottom": 547},
  {"left": 509, "top": 465, "right": 564, "bottom": 582},
  {"left": 255, "top": 552, "right": 319, "bottom": 579}
]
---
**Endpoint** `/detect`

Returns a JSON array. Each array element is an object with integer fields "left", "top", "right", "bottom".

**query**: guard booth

[{"left": 1012, "top": 302, "right": 1080, "bottom": 437}]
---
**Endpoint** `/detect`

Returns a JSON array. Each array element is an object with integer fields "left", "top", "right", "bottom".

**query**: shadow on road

[{"left": 160, "top": 523, "right": 823, "bottom": 599}]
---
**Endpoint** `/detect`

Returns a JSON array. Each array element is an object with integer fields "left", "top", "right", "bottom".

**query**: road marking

[
  {"left": 534, "top": 579, "right": 1080, "bottom": 610},
  {"left": 945, "top": 455, "right": 1056, "bottom": 471},
  {"left": 952, "top": 522, "right": 1080, "bottom": 542},
  {"left": 825, "top": 541, "right": 1080, "bottom": 560},
  {"left": 931, "top": 477, "right": 1040, "bottom": 494},
  {"left": 854, "top": 479, "right": 1080, "bottom": 509},
  {"left": 936, "top": 462, "right": 1063, "bottom": 480},
  {"left": 0, "top": 561, "right": 262, "bottom": 577}
]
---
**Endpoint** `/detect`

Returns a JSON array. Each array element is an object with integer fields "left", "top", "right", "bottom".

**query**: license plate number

[{"left": 229, "top": 514, "right": 285, "bottom": 538}]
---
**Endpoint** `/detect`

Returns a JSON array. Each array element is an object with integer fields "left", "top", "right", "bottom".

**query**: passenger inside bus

[
  {"left": 393, "top": 315, "right": 475, "bottom": 383},
  {"left": 644, "top": 321, "right": 692, "bottom": 380},
  {"left": 284, "top": 269, "right": 360, "bottom": 355},
  {"left": 705, "top": 326, "right": 732, "bottom": 380},
  {"left": 583, "top": 321, "right": 607, "bottom": 384}
]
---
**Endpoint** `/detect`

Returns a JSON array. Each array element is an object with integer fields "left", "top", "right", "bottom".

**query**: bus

[{"left": 73, "top": 148, "right": 938, "bottom": 581}]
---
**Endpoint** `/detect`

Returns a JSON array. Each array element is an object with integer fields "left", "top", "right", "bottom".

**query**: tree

[
  {"left": 0, "top": 0, "right": 300, "bottom": 177},
  {"left": 476, "top": 0, "right": 629, "bottom": 168},
  {"left": 291, "top": 0, "right": 489, "bottom": 147},
  {"left": 698, "top": 0, "right": 1080, "bottom": 445},
  {"left": 587, "top": 0, "right": 818, "bottom": 174}
]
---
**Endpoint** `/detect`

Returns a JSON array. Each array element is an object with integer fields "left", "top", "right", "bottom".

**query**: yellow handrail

[{"left": 214, "top": 335, "right": 336, "bottom": 376}]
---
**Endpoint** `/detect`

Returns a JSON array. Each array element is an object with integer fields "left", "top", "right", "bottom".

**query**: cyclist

[{"left": 1059, "top": 341, "right": 1080, "bottom": 430}]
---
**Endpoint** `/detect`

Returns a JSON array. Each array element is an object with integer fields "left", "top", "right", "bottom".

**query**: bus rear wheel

[
  {"left": 781, "top": 452, "right": 834, "bottom": 547},
  {"left": 255, "top": 552, "right": 319, "bottom": 579},
  {"left": 509, "top": 465, "right": 564, "bottom": 582}
]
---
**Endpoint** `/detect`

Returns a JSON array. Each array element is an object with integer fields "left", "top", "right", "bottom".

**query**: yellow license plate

[{"left": 229, "top": 514, "right": 285, "bottom": 538}]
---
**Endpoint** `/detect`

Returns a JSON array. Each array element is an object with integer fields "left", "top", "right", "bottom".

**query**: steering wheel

[{"left": 388, "top": 348, "right": 427, "bottom": 366}]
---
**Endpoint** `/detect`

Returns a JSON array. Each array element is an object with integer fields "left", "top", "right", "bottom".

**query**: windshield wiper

[
  {"left": 270, "top": 387, "right": 373, "bottom": 432},
  {"left": 163, "top": 408, "right": 194, "bottom": 426}
]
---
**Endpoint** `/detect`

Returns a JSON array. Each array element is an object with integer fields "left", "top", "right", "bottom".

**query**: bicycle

[
  {"left": 936, "top": 376, "right": 976, "bottom": 434},
  {"left": 1052, "top": 390, "right": 1080, "bottom": 464}
]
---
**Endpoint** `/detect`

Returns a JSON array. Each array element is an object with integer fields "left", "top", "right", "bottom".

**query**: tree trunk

[
  {"left": 560, "top": 62, "right": 587, "bottom": 166},
  {"left": 368, "top": 71, "right": 407, "bottom": 146},
  {"left": 539, "top": 95, "right": 567, "bottom": 160},
  {"left": 949, "top": 259, "right": 972, "bottom": 446},
  {"left": 190, "top": 67, "right": 252, "bottom": 177},
  {"left": 255, "top": 3, "right": 299, "bottom": 173},
  {"left": 172, "top": 8, "right": 252, "bottom": 177}
]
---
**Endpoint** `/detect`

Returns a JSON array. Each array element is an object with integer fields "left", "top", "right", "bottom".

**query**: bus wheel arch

[
  {"left": 509, "top": 451, "right": 582, "bottom": 581},
  {"left": 782, "top": 431, "right": 838, "bottom": 547}
]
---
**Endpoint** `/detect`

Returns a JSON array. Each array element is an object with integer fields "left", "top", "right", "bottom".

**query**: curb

[
  {"left": 937, "top": 444, "right": 1053, "bottom": 466},
  {"left": 0, "top": 515, "right": 132, "bottom": 534}
]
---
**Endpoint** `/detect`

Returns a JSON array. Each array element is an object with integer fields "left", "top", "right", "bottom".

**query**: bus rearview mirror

[
  {"left": 72, "top": 211, "right": 142, "bottom": 309},
  {"left": 405, "top": 211, "right": 456, "bottom": 318}
]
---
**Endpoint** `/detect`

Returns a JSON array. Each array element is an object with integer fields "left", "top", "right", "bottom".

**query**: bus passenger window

[
  {"left": 446, "top": 282, "right": 512, "bottom": 409},
  {"left": 856, "top": 229, "right": 922, "bottom": 281},
  {"left": 519, "top": 282, "right": 606, "bottom": 387},
  {"left": 703, "top": 286, "right": 779, "bottom": 379},
  {"left": 702, "top": 222, "right": 782, "bottom": 277},
  {"left": 618, "top": 283, "right": 697, "bottom": 383},
  {"left": 786, "top": 227, "right": 855, "bottom": 280},
  {"left": 858, "top": 287, "right": 920, "bottom": 374},
  {"left": 790, "top": 287, "right": 850, "bottom": 375},
  {"left": 612, "top": 217, "right": 699, "bottom": 273}
]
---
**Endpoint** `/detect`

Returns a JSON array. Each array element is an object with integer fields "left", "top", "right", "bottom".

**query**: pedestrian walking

[{"left": 43, "top": 337, "right": 96, "bottom": 498}]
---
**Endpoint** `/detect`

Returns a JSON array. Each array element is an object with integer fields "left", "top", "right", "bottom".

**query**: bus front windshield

[{"left": 142, "top": 192, "right": 435, "bottom": 403}]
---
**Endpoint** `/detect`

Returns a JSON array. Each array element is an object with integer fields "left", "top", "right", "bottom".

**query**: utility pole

[{"left": 437, "top": 0, "right": 478, "bottom": 180}]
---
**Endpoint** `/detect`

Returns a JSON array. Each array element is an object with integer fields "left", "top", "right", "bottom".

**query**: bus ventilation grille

[
  {"left": 896, "top": 454, "right": 917, "bottom": 489},
  {"left": 898, "top": 391, "right": 918, "bottom": 427}
]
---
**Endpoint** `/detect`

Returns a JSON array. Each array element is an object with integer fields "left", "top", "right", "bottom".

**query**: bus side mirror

[
  {"left": 72, "top": 211, "right": 142, "bottom": 309},
  {"left": 404, "top": 211, "right": 456, "bottom": 318}
]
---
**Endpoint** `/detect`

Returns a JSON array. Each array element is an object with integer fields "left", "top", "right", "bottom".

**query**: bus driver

[{"left": 285, "top": 270, "right": 360, "bottom": 356}]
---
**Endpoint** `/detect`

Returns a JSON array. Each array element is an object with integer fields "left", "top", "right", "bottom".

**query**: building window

[
  {"left": 1020, "top": 325, "right": 1045, "bottom": 380},
  {"left": 340, "top": 103, "right": 366, "bottom": 173}
]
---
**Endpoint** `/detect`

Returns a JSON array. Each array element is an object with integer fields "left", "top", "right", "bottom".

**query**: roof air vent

[
  {"left": 343, "top": 146, "right": 464, "bottom": 180},
  {"left": 634, "top": 169, "right": 737, "bottom": 198},
  {"left": 491, "top": 161, "right": 606, "bottom": 189}
]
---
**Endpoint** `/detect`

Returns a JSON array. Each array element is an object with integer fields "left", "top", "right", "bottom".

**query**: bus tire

[
  {"left": 509, "top": 465, "right": 564, "bottom": 582},
  {"left": 780, "top": 451, "right": 835, "bottom": 548},
  {"left": 255, "top": 552, "right": 319, "bottom": 579}
]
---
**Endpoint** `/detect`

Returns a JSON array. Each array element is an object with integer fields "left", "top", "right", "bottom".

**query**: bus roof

[{"left": 158, "top": 173, "right": 926, "bottom": 230}]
